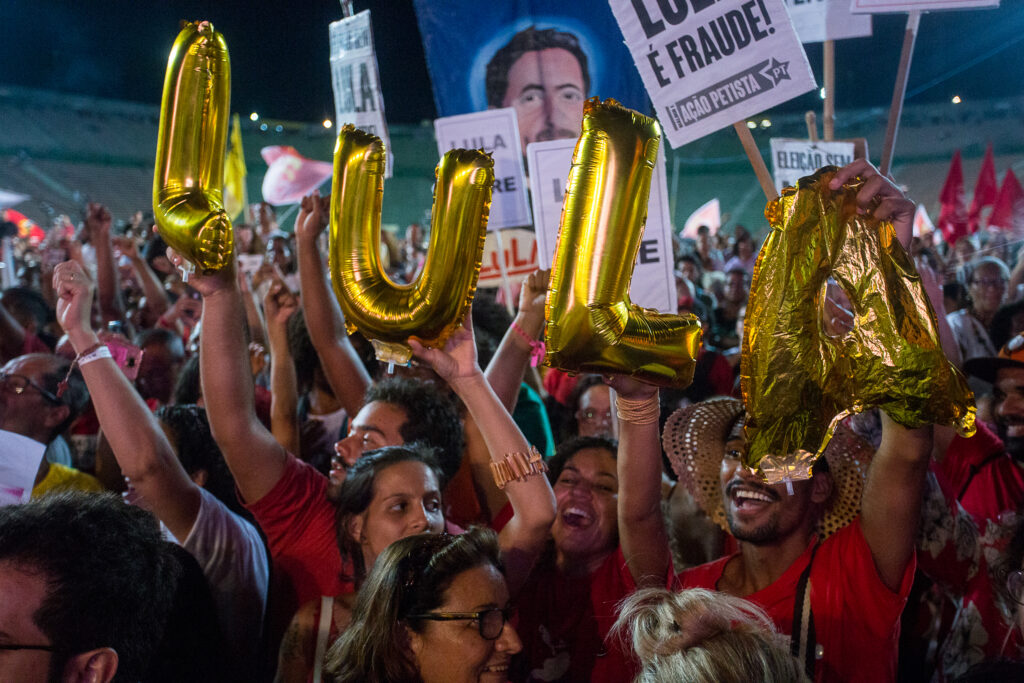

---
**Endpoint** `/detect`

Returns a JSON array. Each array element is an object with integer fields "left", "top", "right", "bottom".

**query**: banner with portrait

[{"left": 412, "top": 0, "right": 649, "bottom": 156}]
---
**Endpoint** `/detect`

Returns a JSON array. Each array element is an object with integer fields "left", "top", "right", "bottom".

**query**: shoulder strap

[
  {"left": 790, "top": 543, "right": 820, "bottom": 680},
  {"left": 312, "top": 594, "right": 335, "bottom": 683}
]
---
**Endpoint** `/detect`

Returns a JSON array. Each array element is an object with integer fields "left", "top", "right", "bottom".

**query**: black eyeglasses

[
  {"left": 408, "top": 607, "right": 515, "bottom": 640},
  {"left": 1007, "top": 569, "right": 1024, "bottom": 605},
  {"left": 0, "top": 372, "right": 61, "bottom": 404},
  {"left": 0, "top": 643, "right": 55, "bottom": 651}
]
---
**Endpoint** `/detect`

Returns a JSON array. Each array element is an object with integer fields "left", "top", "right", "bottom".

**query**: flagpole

[
  {"left": 880, "top": 12, "right": 921, "bottom": 177},
  {"left": 805, "top": 111, "right": 818, "bottom": 143}
]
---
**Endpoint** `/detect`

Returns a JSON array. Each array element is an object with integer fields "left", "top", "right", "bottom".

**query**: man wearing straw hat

[{"left": 612, "top": 160, "right": 933, "bottom": 683}]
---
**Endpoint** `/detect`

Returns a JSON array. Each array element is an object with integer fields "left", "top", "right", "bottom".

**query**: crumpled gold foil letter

[
  {"left": 544, "top": 98, "right": 701, "bottom": 388},
  {"left": 153, "top": 21, "right": 234, "bottom": 274},
  {"left": 328, "top": 125, "right": 492, "bottom": 365},
  {"left": 742, "top": 166, "right": 975, "bottom": 477}
]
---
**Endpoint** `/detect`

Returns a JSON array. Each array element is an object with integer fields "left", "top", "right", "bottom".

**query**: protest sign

[
  {"left": 329, "top": 10, "right": 392, "bottom": 177},
  {"left": 682, "top": 198, "right": 721, "bottom": 238},
  {"left": 434, "top": 108, "right": 532, "bottom": 231},
  {"left": 850, "top": 0, "right": 998, "bottom": 13},
  {"left": 785, "top": 0, "right": 872, "bottom": 42},
  {"left": 769, "top": 138, "right": 864, "bottom": 192},
  {"left": 477, "top": 228, "right": 538, "bottom": 288},
  {"left": 526, "top": 138, "right": 675, "bottom": 313},
  {"left": 609, "top": 0, "right": 816, "bottom": 148},
  {"left": 0, "top": 430, "right": 44, "bottom": 506},
  {"left": 411, "top": 1, "right": 647, "bottom": 120}
]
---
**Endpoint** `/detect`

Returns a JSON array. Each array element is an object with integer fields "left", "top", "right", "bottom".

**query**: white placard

[
  {"left": 770, "top": 138, "right": 857, "bottom": 192},
  {"left": 609, "top": 0, "right": 816, "bottom": 148},
  {"left": 329, "top": 11, "right": 392, "bottom": 177},
  {"left": 0, "top": 430, "right": 45, "bottom": 506},
  {"left": 850, "top": 0, "right": 998, "bottom": 12},
  {"left": 784, "top": 0, "right": 872, "bottom": 42},
  {"left": 526, "top": 139, "right": 676, "bottom": 313},
  {"left": 477, "top": 229, "right": 538, "bottom": 288},
  {"left": 434, "top": 108, "right": 532, "bottom": 231}
]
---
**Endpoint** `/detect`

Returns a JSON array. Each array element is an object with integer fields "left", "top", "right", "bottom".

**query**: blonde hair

[{"left": 614, "top": 588, "right": 809, "bottom": 683}]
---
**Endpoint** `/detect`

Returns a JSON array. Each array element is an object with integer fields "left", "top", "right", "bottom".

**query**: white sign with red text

[
  {"left": 609, "top": 0, "right": 816, "bottom": 148},
  {"left": 477, "top": 229, "right": 538, "bottom": 288},
  {"left": 526, "top": 138, "right": 675, "bottom": 313}
]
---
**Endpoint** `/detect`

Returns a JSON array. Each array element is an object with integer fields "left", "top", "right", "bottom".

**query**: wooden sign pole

[
  {"left": 823, "top": 40, "right": 836, "bottom": 141},
  {"left": 806, "top": 112, "right": 819, "bottom": 142},
  {"left": 880, "top": 12, "right": 921, "bottom": 177},
  {"left": 734, "top": 123, "right": 778, "bottom": 201}
]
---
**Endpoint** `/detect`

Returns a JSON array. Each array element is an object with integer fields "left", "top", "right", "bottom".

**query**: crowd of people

[{"left": 2, "top": 158, "right": 1024, "bottom": 683}]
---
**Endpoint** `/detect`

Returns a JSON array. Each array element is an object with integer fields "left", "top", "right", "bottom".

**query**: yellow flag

[{"left": 223, "top": 113, "right": 248, "bottom": 221}]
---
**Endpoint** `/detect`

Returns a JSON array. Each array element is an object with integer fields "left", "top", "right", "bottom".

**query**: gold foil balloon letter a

[
  {"left": 741, "top": 167, "right": 975, "bottom": 479},
  {"left": 545, "top": 98, "right": 701, "bottom": 388},
  {"left": 329, "top": 125, "right": 492, "bottom": 365},
  {"left": 153, "top": 21, "right": 234, "bottom": 274}
]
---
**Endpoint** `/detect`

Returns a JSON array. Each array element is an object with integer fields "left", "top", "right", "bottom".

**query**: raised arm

[
  {"left": 608, "top": 376, "right": 670, "bottom": 588},
  {"left": 294, "top": 191, "right": 371, "bottom": 416},
  {"left": 484, "top": 269, "right": 549, "bottom": 413},
  {"left": 168, "top": 249, "right": 288, "bottom": 503},
  {"left": 86, "top": 203, "right": 124, "bottom": 324},
  {"left": 53, "top": 260, "right": 200, "bottom": 540},
  {"left": 831, "top": 159, "right": 934, "bottom": 592},
  {"left": 114, "top": 235, "right": 171, "bottom": 319},
  {"left": 410, "top": 320, "right": 556, "bottom": 594},
  {"left": 264, "top": 277, "right": 301, "bottom": 455}
]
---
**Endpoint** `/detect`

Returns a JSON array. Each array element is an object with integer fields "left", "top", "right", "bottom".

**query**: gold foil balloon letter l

[
  {"left": 544, "top": 98, "right": 701, "bottom": 388},
  {"left": 153, "top": 21, "right": 234, "bottom": 274}
]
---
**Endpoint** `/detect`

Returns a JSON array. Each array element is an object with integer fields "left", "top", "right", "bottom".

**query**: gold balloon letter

[
  {"left": 544, "top": 98, "right": 701, "bottom": 388},
  {"left": 153, "top": 21, "right": 233, "bottom": 273},
  {"left": 741, "top": 167, "right": 975, "bottom": 479},
  {"left": 329, "top": 125, "right": 492, "bottom": 364}
]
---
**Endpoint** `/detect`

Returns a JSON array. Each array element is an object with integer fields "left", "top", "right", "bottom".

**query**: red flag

[
  {"left": 968, "top": 143, "right": 997, "bottom": 232},
  {"left": 938, "top": 150, "right": 969, "bottom": 243},
  {"left": 260, "top": 146, "right": 333, "bottom": 206},
  {"left": 988, "top": 169, "right": 1024, "bottom": 234}
]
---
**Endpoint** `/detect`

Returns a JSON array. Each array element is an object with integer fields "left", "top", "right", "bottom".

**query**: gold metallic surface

[
  {"left": 742, "top": 166, "right": 976, "bottom": 477},
  {"left": 544, "top": 98, "right": 701, "bottom": 388},
  {"left": 328, "top": 125, "right": 492, "bottom": 360},
  {"left": 153, "top": 21, "right": 234, "bottom": 273}
]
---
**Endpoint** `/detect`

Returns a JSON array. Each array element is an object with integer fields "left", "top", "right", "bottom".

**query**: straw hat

[{"left": 663, "top": 397, "right": 873, "bottom": 539}]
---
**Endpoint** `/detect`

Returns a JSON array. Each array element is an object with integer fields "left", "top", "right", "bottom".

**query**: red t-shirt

[
  {"left": 511, "top": 546, "right": 638, "bottom": 683},
  {"left": 244, "top": 454, "right": 352, "bottom": 607},
  {"left": 677, "top": 519, "right": 913, "bottom": 683},
  {"left": 933, "top": 421, "right": 1024, "bottom": 523}
]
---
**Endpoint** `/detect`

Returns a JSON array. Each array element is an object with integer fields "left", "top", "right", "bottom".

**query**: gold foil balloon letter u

[
  {"left": 741, "top": 167, "right": 975, "bottom": 479},
  {"left": 329, "top": 125, "right": 492, "bottom": 364},
  {"left": 153, "top": 21, "right": 234, "bottom": 273},
  {"left": 544, "top": 98, "right": 701, "bottom": 388}
]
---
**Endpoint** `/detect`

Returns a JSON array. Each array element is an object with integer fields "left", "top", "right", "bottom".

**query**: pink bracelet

[{"left": 511, "top": 321, "right": 545, "bottom": 367}]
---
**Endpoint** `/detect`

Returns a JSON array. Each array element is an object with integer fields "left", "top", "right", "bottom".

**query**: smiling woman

[{"left": 323, "top": 527, "right": 520, "bottom": 683}]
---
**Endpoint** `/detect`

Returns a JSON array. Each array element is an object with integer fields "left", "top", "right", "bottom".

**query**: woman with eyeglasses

[
  {"left": 948, "top": 257, "right": 1012, "bottom": 365},
  {"left": 324, "top": 527, "right": 521, "bottom": 683},
  {"left": 275, "top": 320, "right": 556, "bottom": 682}
]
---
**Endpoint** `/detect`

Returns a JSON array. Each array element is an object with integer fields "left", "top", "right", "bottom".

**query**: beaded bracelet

[
  {"left": 614, "top": 394, "right": 661, "bottom": 425},
  {"left": 490, "top": 445, "right": 548, "bottom": 490}
]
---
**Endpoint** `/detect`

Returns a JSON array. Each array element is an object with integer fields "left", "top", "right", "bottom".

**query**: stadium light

[
  {"left": 323, "top": 119, "right": 333, "bottom": 129},
  {"left": 250, "top": 112, "right": 259, "bottom": 121}
]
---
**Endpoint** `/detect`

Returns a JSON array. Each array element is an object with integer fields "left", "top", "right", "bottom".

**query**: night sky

[{"left": 1, "top": 1, "right": 1022, "bottom": 124}]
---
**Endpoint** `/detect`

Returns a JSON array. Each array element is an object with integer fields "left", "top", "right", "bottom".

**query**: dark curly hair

[
  {"left": 485, "top": 26, "right": 591, "bottom": 108},
  {"left": 547, "top": 434, "right": 618, "bottom": 484},
  {"left": 364, "top": 377, "right": 464, "bottom": 485}
]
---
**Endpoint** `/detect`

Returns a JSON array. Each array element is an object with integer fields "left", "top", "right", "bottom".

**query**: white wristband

[{"left": 78, "top": 345, "right": 113, "bottom": 367}]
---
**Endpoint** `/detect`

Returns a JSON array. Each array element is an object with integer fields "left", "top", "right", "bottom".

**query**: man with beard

[
  {"left": 486, "top": 26, "right": 590, "bottom": 156},
  {"left": 614, "top": 161, "right": 930, "bottom": 682}
]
